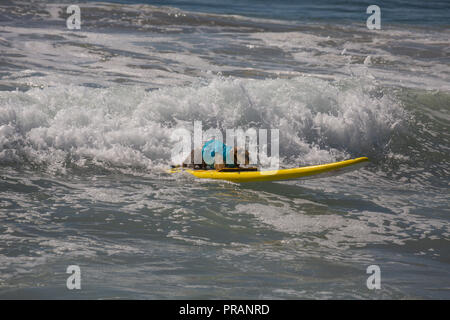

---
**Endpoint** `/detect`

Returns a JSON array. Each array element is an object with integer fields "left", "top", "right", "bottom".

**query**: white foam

[{"left": 0, "top": 76, "right": 405, "bottom": 173}]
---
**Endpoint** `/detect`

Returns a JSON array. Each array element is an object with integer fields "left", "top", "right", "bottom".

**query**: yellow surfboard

[{"left": 169, "top": 157, "right": 369, "bottom": 183}]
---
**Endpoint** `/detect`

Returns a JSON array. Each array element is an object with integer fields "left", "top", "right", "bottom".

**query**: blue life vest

[{"left": 202, "top": 140, "right": 234, "bottom": 168}]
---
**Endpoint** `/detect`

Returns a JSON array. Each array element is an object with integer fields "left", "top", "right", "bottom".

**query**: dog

[{"left": 182, "top": 146, "right": 250, "bottom": 171}]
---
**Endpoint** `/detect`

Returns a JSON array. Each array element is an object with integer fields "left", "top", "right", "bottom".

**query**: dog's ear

[{"left": 231, "top": 147, "right": 238, "bottom": 164}]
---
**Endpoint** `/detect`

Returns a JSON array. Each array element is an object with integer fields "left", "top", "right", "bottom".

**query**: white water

[{"left": 0, "top": 76, "right": 406, "bottom": 174}]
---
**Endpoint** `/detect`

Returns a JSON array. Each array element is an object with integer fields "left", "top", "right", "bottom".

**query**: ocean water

[{"left": 0, "top": 0, "right": 449, "bottom": 299}]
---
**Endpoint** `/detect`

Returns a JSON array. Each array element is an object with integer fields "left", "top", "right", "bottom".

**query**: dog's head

[{"left": 232, "top": 147, "right": 250, "bottom": 165}]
